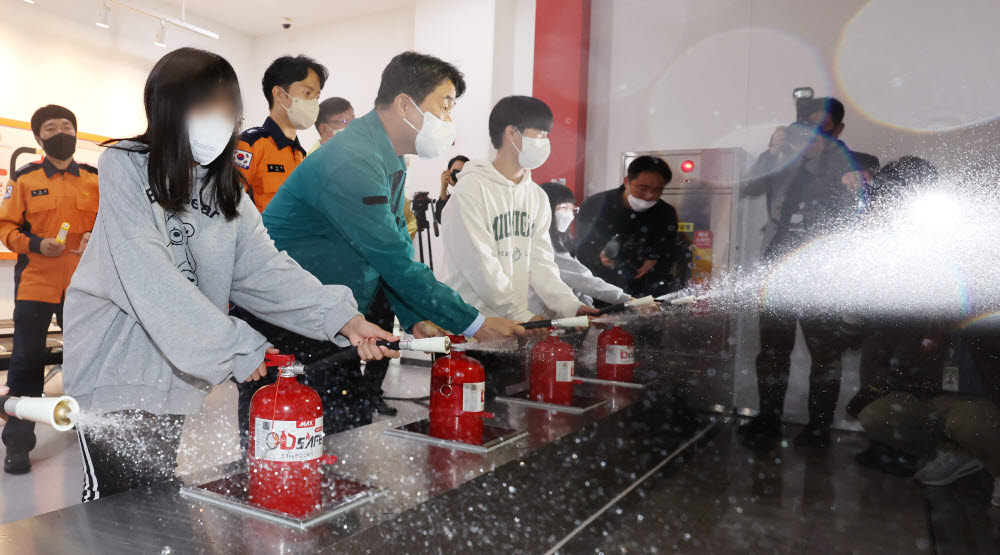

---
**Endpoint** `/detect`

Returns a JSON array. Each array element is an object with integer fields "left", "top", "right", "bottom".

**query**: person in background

[
  {"left": 849, "top": 156, "right": 948, "bottom": 475},
  {"left": 309, "top": 97, "right": 355, "bottom": 154},
  {"left": 403, "top": 198, "right": 418, "bottom": 238},
  {"left": 575, "top": 156, "right": 678, "bottom": 299},
  {"left": 740, "top": 98, "right": 864, "bottom": 448},
  {"left": 440, "top": 96, "right": 598, "bottom": 395},
  {"left": 258, "top": 51, "right": 525, "bottom": 429},
  {"left": 528, "top": 182, "right": 632, "bottom": 317},
  {"left": 0, "top": 105, "right": 98, "bottom": 474},
  {"left": 434, "top": 154, "right": 468, "bottom": 224},
  {"left": 231, "top": 54, "right": 328, "bottom": 443},
  {"left": 859, "top": 329, "right": 1000, "bottom": 508},
  {"left": 61, "top": 48, "right": 396, "bottom": 500},
  {"left": 236, "top": 55, "right": 327, "bottom": 212}
]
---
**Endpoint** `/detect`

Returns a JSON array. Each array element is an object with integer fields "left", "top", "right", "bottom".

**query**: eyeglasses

[{"left": 556, "top": 204, "right": 579, "bottom": 214}]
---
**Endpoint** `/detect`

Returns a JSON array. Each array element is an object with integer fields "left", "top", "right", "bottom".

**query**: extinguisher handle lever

[{"left": 264, "top": 352, "right": 297, "bottom": 367}]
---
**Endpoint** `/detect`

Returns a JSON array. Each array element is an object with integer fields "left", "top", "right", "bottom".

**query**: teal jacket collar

[{"left": 356, "top": 109, "right": 406, "bottom": 177}]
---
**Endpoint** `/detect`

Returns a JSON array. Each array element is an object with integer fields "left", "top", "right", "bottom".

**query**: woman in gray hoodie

[{"left": 62, "top": 47, "right": 398, "bottom": 500}]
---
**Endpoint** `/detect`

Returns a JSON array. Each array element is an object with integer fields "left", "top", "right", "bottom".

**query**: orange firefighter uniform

[
  {"left": 235, "top": 117, "right": 307, "bottom": 212},
  {"left": 0, "top": 157, "right": 98, "bottom": 457},
  {"left": 0, "top": 159, "right": 99, "bottom": 302}
]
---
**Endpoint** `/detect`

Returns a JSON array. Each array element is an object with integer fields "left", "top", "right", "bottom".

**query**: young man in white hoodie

[{"left": 441, "top": 97, "right": 597, "bottom": 395}]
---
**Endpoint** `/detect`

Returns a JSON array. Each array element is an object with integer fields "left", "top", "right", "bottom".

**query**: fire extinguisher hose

[
  {"left": 595, "top": 295, "right": 656, "bottom": 315},
  {"left": 520, "top": 315, "right": 592, "bottom": 330},
  {"left": 301, "top": 336, "right": 452, "bottom": 373}
]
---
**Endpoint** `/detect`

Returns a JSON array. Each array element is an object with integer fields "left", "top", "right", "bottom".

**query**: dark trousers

[
  {"left": 362, "top": 286, "right": 394, "bottom": 401},
  {"left": 234, "top": 309, "right": 371, "bottom": 454},
  {"left": 479, "top": 350, "right": 527, "bottom": 399},
  {"left": 3, "top": 299, "right": 62, "bottom": 453},
  {"left": 754, "top": 311, "right": 858, "bottom": 426},
  {"left": 856, "top": 325, "right": 944, "bottom": 398},
  {"left": 77, "top": 411, "right": 184, "bottom": 501}
]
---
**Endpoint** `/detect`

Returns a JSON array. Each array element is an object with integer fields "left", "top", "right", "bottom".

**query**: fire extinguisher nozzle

[
  {"left": 400, "top": 336, "right": 451, "bottom": 354},
  {"left": 552, "top": 315, "right": 591, "bottom": 329}
]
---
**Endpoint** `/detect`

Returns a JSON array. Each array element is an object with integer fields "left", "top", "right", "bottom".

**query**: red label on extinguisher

[
  {"left": 605, "top": 345, "right": 634, "bottom": 364},
  {"left": 463, "top": 382, "right": 485, "bottom": 412},
  {"left": 556, "top": 360, "right": 575, "bottom": 382},
  {"left": 253, "top": 417, "right": 325, "bottom": 462}
]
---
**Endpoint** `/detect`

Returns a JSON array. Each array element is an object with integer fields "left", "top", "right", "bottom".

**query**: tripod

[{"left": 411, "top": 193, "right": 437, "bottom": 270}]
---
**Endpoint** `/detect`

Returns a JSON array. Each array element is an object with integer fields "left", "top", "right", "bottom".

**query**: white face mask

[
  {"left": 278, "top": 89, "right": 320, "bottom": 130},
  {"left": 320, "top": 124, "right": 344, "bottom": 143},
  {"left": 626, "top": 193, "right": 658, "bottom": 212},
  {"left": 187, "top": 112, "right": 234, "bottom": 165},
  {"left": 554, "top": 208, "right": 575, "bottom": 232},
  {"left": 511, "top": 130, "right": 551, "bottom": 170},
  {"left": 403, "top": 97, "right": 456, "bottom": 159}
]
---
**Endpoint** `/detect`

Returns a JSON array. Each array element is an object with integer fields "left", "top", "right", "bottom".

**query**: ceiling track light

[
  {"left": 153, "top": 19, "right": 167, "bottom": 47},
  {"left": 106, "top": 0, "right": 219, "bottom": 40},
  {"left": 96, "top": 2, "right": 111, "bottom": 28}
]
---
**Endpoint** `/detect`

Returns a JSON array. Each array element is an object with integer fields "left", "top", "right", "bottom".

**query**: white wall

[
  {"left": 0, "top": 0, "right": 255, "bottom": 139},
  {"left": 586, "top": 0, "right": 1000, "bottom": 195}
]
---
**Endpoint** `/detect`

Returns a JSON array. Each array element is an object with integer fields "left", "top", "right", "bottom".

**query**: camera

[
  {"left": 282, "top": 18, "right": 292, "bottom": 30},
  {"left": 411, "top": 191, "right": 431, "bottom": 214},
  {"left": 793, "top": 86, "right": 818, "bottom": 124},
  {"left": 449, "top": 169, "right": 460, "bottom": 184}
]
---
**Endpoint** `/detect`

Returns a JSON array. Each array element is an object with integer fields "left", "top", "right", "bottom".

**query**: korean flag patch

[
  {"left": 234, "top": 149, "right": 252, "bottom": 170},
  {"left": 3, "top": 185, "right": 11, "bottom": 200}
]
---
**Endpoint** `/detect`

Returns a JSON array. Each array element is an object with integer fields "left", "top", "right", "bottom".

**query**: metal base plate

[
  {"left": 383, "top": 418, "right": 528, "bottom": 454},
  {"left": 575, "top": 376, "right": 656, "bottom": 390},
  {"left": 495, "top": 392, "right": 608, "bottom": 414},
  {"left": 180, "top": 467, "right": 375, "bottom": 530}
]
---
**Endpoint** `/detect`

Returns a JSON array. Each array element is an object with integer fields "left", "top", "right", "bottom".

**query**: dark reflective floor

[{"left": 561, "top": 420, "right": 1000, "bottom": 554}]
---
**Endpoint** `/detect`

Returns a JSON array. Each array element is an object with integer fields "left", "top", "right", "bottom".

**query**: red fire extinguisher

[
  {"left": 529, "top": 332, "right": 576, "bottom": 405},
  {"left": 597, "top": 326, "right": 635, "bottom": 382},
  {"left": 429, "top": 336, "right": 492, "bottom": 445},
  {"left": 248, "top": 352, "right": 325, "bottom": 517}
]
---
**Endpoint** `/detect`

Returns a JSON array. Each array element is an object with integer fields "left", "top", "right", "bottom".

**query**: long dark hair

[
  {"left": 105, "top": 47, "right": 243, "bottom": 220},
  {"left": 539, "top": 182, "right": 577, "bottom": 253}
]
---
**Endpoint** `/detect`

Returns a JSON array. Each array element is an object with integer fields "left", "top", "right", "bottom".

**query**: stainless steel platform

[
  {"left": 495, "top": 391, "right": 608, "bottom": 414},
  {"left": 0, "top": 379, "right": 713, "bottom": 554},
  {"left": 179, "top": 466, "right": 376, "bottom": 530},
  {"left": 382, "top": 418, "right": 528, "bottom": 453}
]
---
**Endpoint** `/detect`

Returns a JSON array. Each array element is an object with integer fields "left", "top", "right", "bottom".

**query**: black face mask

[{"left": 41, "top": 133, "right": 76, "bottom": 161}]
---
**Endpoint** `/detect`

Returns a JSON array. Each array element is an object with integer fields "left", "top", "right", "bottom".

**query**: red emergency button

[{"left": 680, "top": 160, "right": 695, "bottom": 173}]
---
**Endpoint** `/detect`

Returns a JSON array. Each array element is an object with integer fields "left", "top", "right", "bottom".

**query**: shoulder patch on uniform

[
  {"left": 4, "top": 185, "right": 11, "bottom": 199},
  {"left": 234, "top": 149, "right": 252, "bottom": 170},
  {"left": 12, "top": 162, "right": 43, "bottom": 182},
  {"left": 239, "top": 127, "right": 267, "bottom": 147},
  {"left": 79, "top": 163, "right": 98, "bottom": 175}
]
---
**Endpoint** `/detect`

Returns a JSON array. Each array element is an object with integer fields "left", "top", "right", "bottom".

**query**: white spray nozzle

[
  {"left": 552, "top": 315, "right": 591, "bottom": 329},
  {"left": 400, "top": 336, "right": 451, "bottom": 354},
  {"left": 626, "top": 296, "right": 655, "bottom": 308},
  {"left": 4, "top": 395, "right": 80, "bottom": 431}
]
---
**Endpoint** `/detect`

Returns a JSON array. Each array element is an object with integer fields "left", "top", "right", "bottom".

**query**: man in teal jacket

[{"left": 241, "top": 52, "right": 523, "bottom": 435}]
